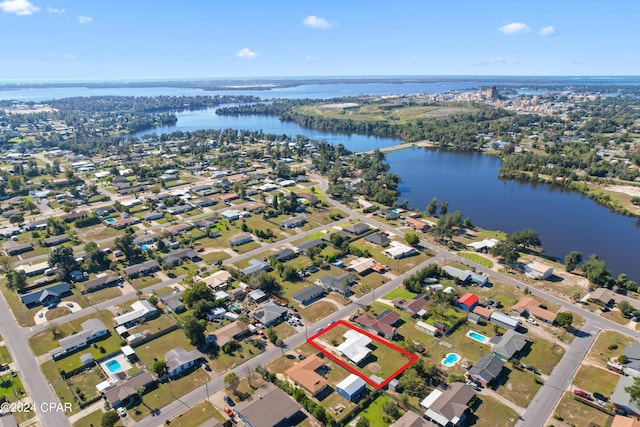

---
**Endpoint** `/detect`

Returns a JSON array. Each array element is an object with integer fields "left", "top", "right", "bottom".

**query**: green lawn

[
  {"left": 134, "top": 329, "right": 195, "bottom": 371},
  {"left": 0, "top": 346, "right": 12, "bottom": 364},
  {"left": 382, "top": 288, "right": 417, "bottom": 301},
  {"left": 72, "top": 409, "right": 117, "bottom": 427},
  {"left": 298, "top": 300, "right": 339, "bottom": 323},
  {"left": 468, "top": 394, "right": 519, "bottom": 427},
  {"left": 167, "top": 401, "right": 225, "bottom": 427},
  {"left": 41, "top": 360, "right": 78, "bottom": 413},
  {"left": 458, "top": 252, "right": 494, "bottom": 268},
  {"left": 82, "top": 286, "right": 123, "bottom": 305},
  {"left": 519, "top": 338, "right": 565, "bottom": 376},
  {"left": 66, "top": 366, "right": 107, "bottom": 402},
  {"left": 0, "top": 373, "right": 26, "bottom": 403},
  {"left": 494, "top": 367, "right": 542, "bottom": 408},
  {"left": 573, "top": 364, "right": 620, "bottom": 397},
  {"left": 129, "top": 275, "right": 162, "bottom": 291},
  {"left": 357, "top": 394, "right": 400, "bottom": 426},
  {"left": 586, "top": 330, "right": 634, "bottom": 365}
]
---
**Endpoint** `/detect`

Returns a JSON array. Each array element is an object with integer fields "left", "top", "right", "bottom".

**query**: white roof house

[
  {"left": 114, "top": 300, "right": 158, "bottom": 327},
  {"left": 466, "top": 238, "right": 499, "bottom": 252},
  {"left": 336, "top": 330, "right": 372, "bottom": 365},
  {"left": 524, "top": 261, "right": 553, "bottom": 280},
  {"left": 383, "top": 241, "right": 417, "bottom": 259}
]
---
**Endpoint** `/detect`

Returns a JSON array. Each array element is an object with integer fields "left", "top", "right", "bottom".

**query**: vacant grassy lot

[
  {"left": 586, "top": 330, "right": 634, "bottom": 365},
  {"left": 573, "top": 364, "right": 620, "bottom": 397},
  {"left": 72, "top": 409, "right": 115, "bottom": 427},
  {"left": 128, "top": 275, "right": 162, "bottom": 291},
  {"left": 357, "top": 394, "right": 400, "bottom": 426},
  {"left": 519, "top": 338, "right": 565, "bottom": 376},
  {"left": 41, "top": 360, "right": 80, "bottom": 414},
  {"left": 298, "top": 300, "right": 339, "bottom": 323},
  {"left": 601, "top": 309, "right": 630, "bottom": 325},
  {"left": 168, "top": 401, "right": 225, "bottom": 427},
  {"left": 467, "top": 394, "right": 519, "bottom": 427},
  {"left": 494, "top": 366, "right": 542, "bottom": 408},
  {"left": 0, "top": 345, "right": 12, "bottom": 364},
  {"left": 82, "top": 285, "right": 123, "bottom": 305},
  {"left": 382, "top": 288, "right": 417, "bottom": 301},
  {"left": 459, "top": 252, "right": 494, "bottom": 268},
  {"left": 134, "top": 329, "right": 194, "bottom": 370},
  {"left": 553, "top": 391, "right": 613, "bottom": 427}
]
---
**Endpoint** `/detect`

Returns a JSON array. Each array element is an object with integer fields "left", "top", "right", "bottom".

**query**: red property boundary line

[{"left": 307, "top": 319, "right": 418, "bottom": 389}]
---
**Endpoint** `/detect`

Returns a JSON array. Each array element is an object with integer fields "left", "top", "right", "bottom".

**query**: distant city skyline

[{"left": 1, "top": 0, "right": 639, "bottom": 81}]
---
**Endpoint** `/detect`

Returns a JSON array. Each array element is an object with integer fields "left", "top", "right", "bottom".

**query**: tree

[
  {"left": 490, "top": 241, "right": 519, "bottom": 265},
  {"left": 554, "top": 312, "right": 573, "bottom": 328},
  {"left": 224, "top": 372, "right": 239, "bottom": 395},
  {"left": 571, "top": 291, "right": 581, "bottom": 301},
  {"left": 101, "top": 411, "right": 120, "bottom": 427},
  {"left": 356, "top": 417, "right": 371, "bottom": 427},
  {"left": 619, "top": 354, "right": 629, "bottom": 365},
  {"left": 583, "top": 254, "right": 611, "bottom": 287},
  {"left": 618, "top": 300, "right": 634, "bottom": 318},
  {"left": 625, "top": 377, "right": 640, "bottom": 405},
  {"left": 564, "top": 251, "right": 583, "bottom": 272},
  {"left": 181, "top": 314, "right": 206, "bottom": 346},
  {"left": 438, "top": 201, "right": 449, "bottom": 216},
  {"left": 152, "top": 359, "right": 166, "bottom": 375},
  {"left": 508, "top": 229, "right": 541, "bottom": 249},
  {"left": 9, "top": 214, "right": 24, "bottom": 226},
  {"left": 405, "top": 232, "right": 420, "bottom": 247},
  {"left": 382, "top": 401, "right": 401, "bottom": 418},
  {"left": 0, "top": 256, "right": 12, "bottom": 273},
  {"left": 147, "top": 294, "right": 158, "bottom": 306},
  {"left": 182, "top": 282, "right": 214, "bottom": 308},
  {"left": 6, "top": 269, "right": 27, "bottom": 291},
  {"left": 426, "top": 198, "right": 437, "bottom": 217},
  {"left": 113, "top": 233, "right": 142, "bottom": 262},
  {"left": 49, "top": 246, "right": 79, "bottom": 281}
]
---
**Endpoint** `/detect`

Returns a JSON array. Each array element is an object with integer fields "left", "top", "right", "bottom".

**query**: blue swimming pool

[
  {"left": 141, "top": 245, "right": 150, "bottom": 251},
  {"left": 466, "top": 330, "right": 490, "bottom": 344},
  {"left": 441, "top": 353, "right": 461, "bottom": 367},
  {"left": 105, "top": 360, "right": 122, "bottom": 373},
  {"left": 104, "top": 218, "right": 116, "bottom": 224}
]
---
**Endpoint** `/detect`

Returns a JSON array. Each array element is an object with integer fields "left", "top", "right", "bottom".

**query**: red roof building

[{"left": 456, "top": 293, "right": 479, "bottom": 312}]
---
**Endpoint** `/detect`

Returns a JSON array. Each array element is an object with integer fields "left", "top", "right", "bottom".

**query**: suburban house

[
  {"left": 442, "top": 266, "right": 488, "bottom": 286},
  {"left": 489, "top": 311, "right": 521, "bottom": 331},
  {"left": 336, "top": 374, "right": 367, "bottom": 402},
  {"left": 392, "top": 294, "right": 428, "bottom": 316},
  {"left": 134, "top": 234, "right": 158, "bottom": 247},
  {"left": 622, "top": 343, "right": 640, "bottom": 377},
  {"left": 337, "top": 330, "right": 373, "bottom": 365},
  {"left": 50, "top": 319, "right": 108, "bottom": 360},
  {"left": 612, "top": 376, "right": 640, "bottom": 417},
  {"left": 466, "top": 238, "right": 499, "bottom": 253},
  {"left": 165, "top": 347, "right": 203, "bottom": 378},
  {"left": 271, "top": 248, "right": 297, "bottom": 263},
  {"left": 611, "top": 415, "right": 640, "bottom": 427},
  {"left": 206, "top": 321, "right": 251, "bottom": 347},
  {"left": 404, "top": 217, "right": 429, "bottom": 232},
  {"left": 232, "top": 383, "right": 301, "bottom": 427},
  {"left": 420, "top": 383, "right": 476, "bottom": 427},
  {"left": 379, "top": 209, "right": 401, "bottom": 220},
  {"left": 164, "top": 223, "right": 194, "bottom": 236},
  {"left": 252, "top": 303, "right": 288, "bottom": 327},
  {"left": 285, "top": 355, "right": 329, "bottom": 397},
  {"left": 492, "top": 329, "right": 529, "bottom": 361},
  {"left": 295, "top": 238, "right": 324, "bottom": 254},
  {"left": 161, "top": 248, "right": 199, "bottom": 265},
  {"left": 352, "top": 309, "right": 400, "bottom": 339},
  {"left": 248, "top": 289, "right": 269, "bottom": 303},
  {"left": 471, "top": 306, "right": 493, "bottom": 321},
  {"left": 292, "top": 285, "right": 325, "bottom": 306},
  {"left": 241, "top": 258, "right": 271, "bottom": 276},
  {"left": 110, "top": 217, "right": 140, "bottom": 230},
  {"left": 228, "top": 233, "right": 253, "bottom": 246},
  {"left": 364, "top": 232, "right": 391, "bottom": 247},
  {"left": 21, "top": 282, "right": 72, "bottom": 308},
  {"left": 220, "top": 209, "right": 244, "bottom": 221},
  {"left": 143, "top": 211, "right": 164, "bottom": 221},
  {"left": 2, "top": 241, "right": 33, "bottom": 256},
  {"left": 203, "top": 270, "right": 232, "bottom": 289},
  {"left": 383, "top": 241, "right": 418, "bottom": 259},
  {"left": 43, "top": 234, "right": 70, "bottom": 247},
  {"left": 589, "top": 288, "right": 640, "bottom": 311},
  {"left": 347, "top": 257, "right": 377, "bottom": 276},
  {"left": 390, "top": 411, "right": 435, "bottom": 427},
  {"left": 343, "top": 222, "right": 371, "bottom": 235},
  {"left": 316, "top": 273, "right": 355, "bottom": 295},
  {"left": 114, "top": 300, "right": 159, "bottom": 328},
  {"left": 523, "top": 261, "right": 554, "bottom": 280},
  {"left": 101, "top": 371, "right": 155, "bottom": 409},
  {"left": 218, "top": 193, "right": 239, "bottom": 203},
  {"left": 416, "top": 320, "right": 440, "bottom": 336},
  {"left": 281, "top": 215, "right": 306, "bottom": 229},
  {"left": 16, "top": 261, "right": 49, "bottom": 277},
  {"left": 511, "top": 297, "right": 557, "bottom": 324},
  {"left": 456, "top": 293, "right": 480, "bottom": 312},
  {"left": 81, "top": 274, "right": 121, "bottom": 294},
  {"left": 467, "top": 354, "right": 504, "bottom": 387},
  {"left": 166, "top": 204, "right": 194, "bottom": 215},
  {"left": 159, "top": 291, "right": 185, "bottom": 314},
  {"left": 244, "top": 202, "right": 266, "bottom": 213},
  {"left": 62, "top": 211, "right": 88, "bottom": 223},
  {"left": 123, "top": 260, "right": 159, "bottom": 279}
]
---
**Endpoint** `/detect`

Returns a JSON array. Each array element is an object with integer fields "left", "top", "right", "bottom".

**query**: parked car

[
  {"left": 117, "top": 407, "right": 127, "bottom": 417},
  {"left": 224, "top": 395, "right": 235, "bottom": 407},
  {"left": 573, "top": 389, "right": 592, "bottom": 400},
  {"left": 465, "top": 381, "right": 480, "bottom": 390},
  {"left": 593, "top": 392, "right": 608, "bottom": 402},
  {"left": 224, "top": 407, "right": 234, "bottom": 418},
  {"left": 526, "top": 318, "right": 539, "bottom": 326},
  {"left": 298, "top": 354, "right": 307, "bottom": 360},
  {"left": 487, "top": 299, "right": 495, "bottom": 306}
]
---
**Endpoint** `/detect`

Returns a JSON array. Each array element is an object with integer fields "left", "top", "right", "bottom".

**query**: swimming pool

[
  {"left": 141, "top": 245, "right": 150, "bottom": 251},
  {"left": 105, "top": 360, "right": 122, "bottom": 373},
  {"left": 466, "top": 330, "right": 490, "bottom": 344},
  {"left": 441, "top": 353, "right": 461, "bottom": 367},
  {"left": 104, "top": 218, "right": 116, "bottom": 224},
  {"left": 229, "top": 304, "right": 242, "bottom": 311}
]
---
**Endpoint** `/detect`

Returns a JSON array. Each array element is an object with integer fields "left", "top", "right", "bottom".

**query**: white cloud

[
  {"left": 498, "top": 22, "right": 530, "bottom": 35},
  {"left": 538, "top": 26, "right": 556, "bottom": 36},
  {"left": 47, "top": 6, "right": 65, "bottom": 14},
  {"left": 49, "top": 51, "right": 75, "bottom": 60},
  {"left": 303, "top": 15, "right": 333, "bottom": 29},
  {"left": 0, "top": 0, "right": 40, "bottom": 16},
  {"left": 235, "top": 48, "right": 260, "bottom": 59},
  {"left": 78, "top": 15, "right": 93, "bottom": 24}
]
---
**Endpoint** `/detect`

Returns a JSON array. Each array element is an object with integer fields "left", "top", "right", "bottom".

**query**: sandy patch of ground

[{"left": 604, "top": 185, "right": 640, "bottom": 198}]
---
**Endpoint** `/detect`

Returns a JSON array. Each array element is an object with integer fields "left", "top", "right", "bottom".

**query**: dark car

[
  {"left": 593, "top": 392, "right": 608, "bottom": 402},
  {"left": 224, "top": 395, "right": 235, "bottom": 407}
]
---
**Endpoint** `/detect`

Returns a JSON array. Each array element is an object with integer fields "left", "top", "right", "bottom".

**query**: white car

[
  {"left": 117, "top": 407, "right": 126, "bottom": 417},
  {"left": 526, "top": 318, "right": 538, "bottom": 326}
]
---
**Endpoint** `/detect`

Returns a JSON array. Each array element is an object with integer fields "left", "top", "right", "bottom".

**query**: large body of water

[
  {"left": 2, "top": 78, "right": 638, "bottom": 281},
  {"left": 389, "top": 148, "right": 640, "bottom": 281}
]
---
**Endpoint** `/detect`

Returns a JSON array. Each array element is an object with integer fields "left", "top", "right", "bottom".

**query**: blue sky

[{"left": 1, "top": 0, "right": 638, "bottom": 80}]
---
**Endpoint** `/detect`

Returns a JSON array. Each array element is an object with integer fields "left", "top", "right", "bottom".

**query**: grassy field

[
  {"left": 467, "top": 394, "right": 519, "bottom": 427},
  {"left": 519, "top": 338, "right": 565, "bottom": 376},
  {"left": 458, "top": 252, "right": 494, "bottom": 268},
  {"left": 382, "top": 288, "right": 417, "bottom": 301},
  {"left": 494, "top": 366, "right": 542, "bottom": 408},
  {"left": 0, "top": 345, "right": 12, "bottom": 364},
  {"left": 298, "top": 300, "right": 339, "bottom": 323},
  {"left": 356, "top": 394, "right": 399, "bottom": 426},
  {"left": 553, "top": 391, "right": 613, "bottom": 427},
  {"left": 586, "top": 330, "right": 634, "bottom": 365},
  {"left": 167, "top": 401, "right": 225, "bottom": 427},
  {"left": 72, "top": 409, "right": 116, "bottom": 427},
  {"left": 82, "top": 286, "right": 123, "bottom": 305},
  {"left": 573, "top": 364, "right": 620, "bottom": 397},
  {"left": 128, "top": 275, "right": 162, "bottom": 291},
  {"left": 41, "top": 360, "right": 80, "bottom": 414},
  {"left": 134, "top": 329, "right": 194, "bottom": 371}
]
